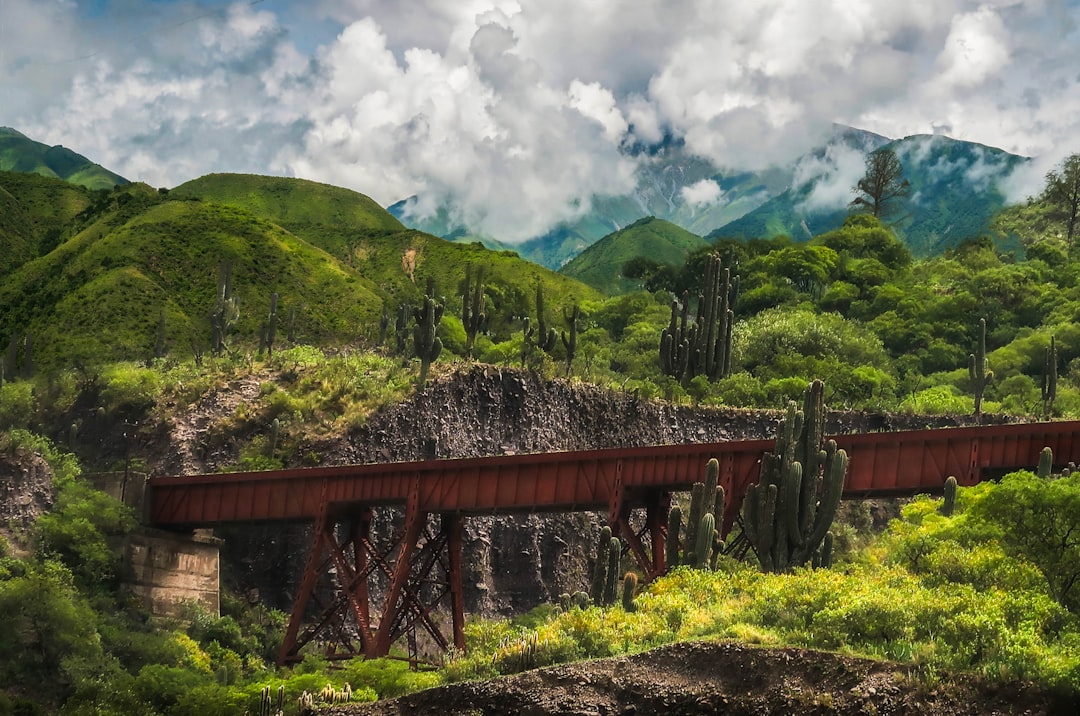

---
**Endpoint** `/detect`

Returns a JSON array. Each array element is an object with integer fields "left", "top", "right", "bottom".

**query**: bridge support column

[
  {"left": 278, "top": 481, "right": 466, "bottom": 665},
  {"left": 609, "top": 488, "right": 670, "bottom": 582}
]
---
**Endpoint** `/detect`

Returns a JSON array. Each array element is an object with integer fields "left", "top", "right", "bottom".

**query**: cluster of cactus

[
  {"left": 1043, "top": 336, "right": 1058, "bottom": 419},
  {"left": 561, "top": 304, "right": 579, "bottom": 376},
  {"left": 210, "top": 260, "right": 240, "bottom": 355},
  {"left": 969, "top": 317, "right": 993, "bottom": 419},
  {"left": 742, "top": 379, "right": 848, "bottom": 573},
  {"left": 259, "top": 685, "right": 284, "bottom": 716},
  {"left": 659, "top": 253, "right": 738, "bottom": 384},
  {"left": 589, "top": 526, "right": 623, "bottom": 606},
  {"left": 558, "top": 591, "right": 592, "bottom": 611},
  {"left": 522, "top": 283, "right": 558, "bottom": 368},
  {"left": 461, "top": 265, "right": 488, "bottom": 358},
  {"left": 666, "top": 458, "right": 727, "bottom": 571},
  {"left": 413, "top": 280, "right": 444, "bottom": 384}
]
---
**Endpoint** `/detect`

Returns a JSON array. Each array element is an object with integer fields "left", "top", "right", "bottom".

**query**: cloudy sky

[{"left": 3, "top": 0, "right": 1079, "bottom": 240}]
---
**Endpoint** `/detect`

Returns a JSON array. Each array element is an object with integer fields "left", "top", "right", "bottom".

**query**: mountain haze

[
  {"left": 714, "top": 134, "right": 1027, "bottom": 256},
  {"left": 390, "top": 127, "right": 1026, "bottom": 266}
]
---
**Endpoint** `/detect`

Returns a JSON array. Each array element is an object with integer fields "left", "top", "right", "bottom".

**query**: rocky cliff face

[{"left": 0, "top": 450, "right": 54, "bottom": 553}]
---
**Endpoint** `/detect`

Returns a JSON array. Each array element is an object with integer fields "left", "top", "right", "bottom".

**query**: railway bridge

[{"left": 146, "top": 420, "right": 1080, "bottom": 665}]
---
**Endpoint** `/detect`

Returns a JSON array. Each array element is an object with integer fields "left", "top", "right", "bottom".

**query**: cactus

[
  {"left": 1038, "top": 446, "right": 1053, "bottom": 479},
  {"left": 395, "top": 302, "right": 411, "bottom": 355},
  {"left": 265, "top": 292, "right": 278, "bottom": 358},
  {"left": 572, "top": 591, "right": 591, "bottom": 610},
  {"left": 561, "top": 304, "right": 579, "bottom": 376},
  {"left": 742, "top": 380, "right": 848, "bottom": 573},
  {"left": 266, "top": 418, "right": 281, "bottom": 458},
  {"left": 684, "top": 482, "right": 706, "bottom": 566},
  {"left": 1043, "top": 336, "right": 1058, "bottom": 419},
  {"left": 940, "top": 475, "right": 958, "bottom": 517},
  {"left": 812, "top": 532, "right": 834, "bottom": 569},
  {"left": 589, "top": 526, "right": 612, "bottom": 604},
  {"left": 378, "top": 307, "right": 391, "bottom": 347},
  {"left": 461, "top": 265, "right": 487, "bottom": 358},
  {"left": 412, "top": 284, "right": 444, "bottom": 385},
  {"left": 665, "top": 504, "right": 682, "bottom": 569},
  {"left": 210, "top": 260, "right": 239, "bottom": 355},
  {"left": 694, "top": 512, "right": 715, "bottom": 569},
  {"left": 603, "top": 537, "right": 621, "bottom": 606},
  {"left": 534, "top": 283, "right": 558, "bottom": 354},
  {"left": 968, "top": 317, "right": 992, "bottom": 420},
  {"left": 287, "top": 306, "right": 297, "bottom": 343},
  {"left": 154, "top": 309, "right": 167, "bottom": 359},
  {"left": 659, "top": 253, "right": 736, "bottom": 384},
  {"left": 621, "top": 572, "right": 638, "bottom": 612}
]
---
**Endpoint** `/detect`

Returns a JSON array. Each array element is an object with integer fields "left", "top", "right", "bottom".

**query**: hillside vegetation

[
  {"left": 0, "top": 173, "right": 598, "bottom": 370},
  {"left": 559, "top": 217, "right": 707, "bottom": 294}
]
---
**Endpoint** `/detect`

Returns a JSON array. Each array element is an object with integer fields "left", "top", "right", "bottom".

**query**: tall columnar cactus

[
  {"left": 412, "top": 287, "right": 444, "bottom": 385},
  {"left": 461, "top": 265, "right": 487, "bottom": 358},
  {"left": 394, "top": 302, "right": 410, "bottom": 355},
  {"left": 210, "top": 260, "right": 239, "bottom": 355},
  {"left": 154, "top": 309, "right": 167, "bottom": 359},
  {"left": 621, "top": 572, "right": 638, "bottom": 612},
  {"left": 534, "top": 283, "right": 558, "bottom": 354},
  {"left": 264, "top": 292, "right": 279, "bottom": 358},
  {"left": 659, "top": 297, "right": 692, "bottom": 381},
  {"left": 668, "top": 458, "right": 726, "bottom": 571},
  {"left": 1043, "top": 336, "right": 1058, "bottom": 419},
  {"left": 742, "top": 380, "right": 848, "bottom": 573},
  {"left": 590, "top": 526, "right": 612, "bottom": 604},
  {"left": 561, "top": 304, "right": 579, "bottom": 376},
  {"left": 603, "top": 537, "right": 621, "bottom": 606},
  {"left": 1038, "top": 446, "right": 1054, "bottom": 479},
  {"left": 940, "top": 475, "right": 958, "bottom": 517},
  {"left": 658, "top": 253, "right": 737, "bottom": 384},
  {"left": 694, "top": 512, "right": 716, "bottom": 569},
  {"left": 665, "top": 505, "right": 682, "bottom": 569},
  {"left": 969, "top": 317, "right": 992, "bottom": 419}
]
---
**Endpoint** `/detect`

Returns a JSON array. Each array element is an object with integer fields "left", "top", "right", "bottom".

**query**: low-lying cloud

[{"left": 4, "top": 0, "right": 1080, "bottom": 242}]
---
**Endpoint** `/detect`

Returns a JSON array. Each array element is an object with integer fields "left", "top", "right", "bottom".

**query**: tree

[
  {"left": 1042, "top": 153, "right": 1080, "bottom": 247},
  {"left": 850, "top": 148, "right": 909, "bottom": 221}
]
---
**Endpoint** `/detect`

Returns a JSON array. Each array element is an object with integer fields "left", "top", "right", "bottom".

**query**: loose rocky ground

[{"left": 325, "top": 641, "right": 1073, "bottom": 716}]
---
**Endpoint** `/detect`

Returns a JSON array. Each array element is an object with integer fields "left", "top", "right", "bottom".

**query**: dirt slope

[{"left": 327, "top": 641, "right": 1073, "bottom": 716}]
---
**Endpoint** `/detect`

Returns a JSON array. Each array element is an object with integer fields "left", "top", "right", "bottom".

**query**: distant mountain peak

[{"left": 0, "top": 127, "right": 127, "bottom": 191}]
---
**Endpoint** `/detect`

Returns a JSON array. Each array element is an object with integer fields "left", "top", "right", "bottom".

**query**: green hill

[
  {"left": 172, "top": 173, "right": 405, "bottom": 264},
  {"left": 0, "top": 171, "right": 99, "bottom": 268},
  {"left": 0, "top": 193, "right": 387, "bottom": 368},
  {"left": 0, "top": 173, "right": 600, "bottom": 370},
  {"left": 0, "top": 127, "right": 128, "bottom": 190},
  {"left": 559, "top": 217, "right": 708, "bottom": 294}
]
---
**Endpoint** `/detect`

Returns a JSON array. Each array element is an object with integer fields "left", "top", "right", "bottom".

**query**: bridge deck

[{"left": 148, "top": 420, "right": 1080, "bottom": 527}]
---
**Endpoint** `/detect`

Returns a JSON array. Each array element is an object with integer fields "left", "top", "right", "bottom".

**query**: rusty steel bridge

[{"left": 146, "top": 420, "right": 1080, "bottom": 665}]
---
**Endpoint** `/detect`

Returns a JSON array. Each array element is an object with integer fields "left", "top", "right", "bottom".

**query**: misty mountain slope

[
  {"left": 713, "top": 134, "right": 1027, "bottom": 256},
  {"left": 0, "top": 127, "right": 128, "bottom": 191},
  {"left": 390, "top": 126, "right": 894, "bottom": 268},
  {"left": 559, "top": 217, "right": 707, "bottom": 294}
]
